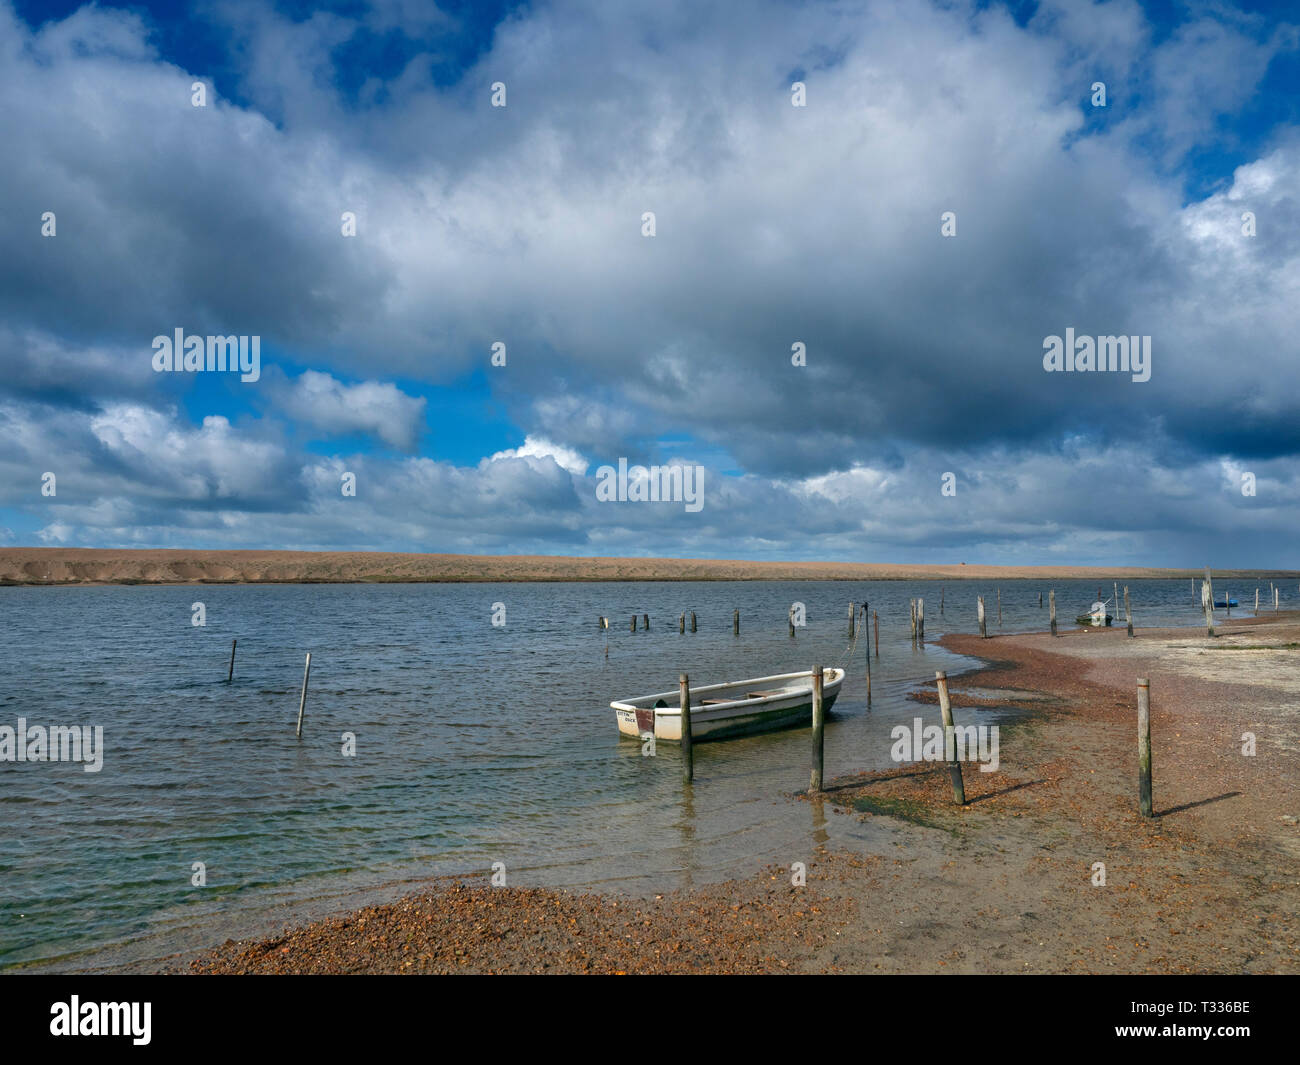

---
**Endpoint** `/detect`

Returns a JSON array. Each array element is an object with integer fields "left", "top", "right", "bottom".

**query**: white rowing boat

[{"left": 612, "top": 668, "right": 845, "bottom": 742}]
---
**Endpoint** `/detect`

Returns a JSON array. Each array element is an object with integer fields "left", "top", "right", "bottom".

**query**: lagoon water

[{"left": 0, "top": 578, "right": 1243, "bottom": 969}]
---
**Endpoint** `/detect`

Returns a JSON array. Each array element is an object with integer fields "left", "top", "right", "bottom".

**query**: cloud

[{"left": 270, "top": 370, "right": 427, "bottom": 451}]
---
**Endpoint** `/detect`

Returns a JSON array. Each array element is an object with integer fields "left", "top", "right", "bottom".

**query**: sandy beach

[
  {"left": 184, "top": 613, "right": 1300, "bottom": 975},
  {"left": 1, "top": 547, "right": 1294, "bottom": 586}
]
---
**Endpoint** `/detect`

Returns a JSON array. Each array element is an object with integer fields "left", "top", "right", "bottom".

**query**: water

[{"left": 0, "top": 578, "right": 1247, "bottom": 969}]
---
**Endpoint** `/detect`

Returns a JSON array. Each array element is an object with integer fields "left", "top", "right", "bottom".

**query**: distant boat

[
  {"left": 1214, "top": 598, "right": 1239, "bottom": 608},
  {"left": 1075, "top": 601, "right": 1113, "bottom": 626},
  {"left": 612, "top": 668, "right": 845, "bottom": 742}
]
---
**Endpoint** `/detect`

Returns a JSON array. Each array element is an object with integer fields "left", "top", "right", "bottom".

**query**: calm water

[{"left": 0, "top": 578, "right": 1253, "bottom": 969}]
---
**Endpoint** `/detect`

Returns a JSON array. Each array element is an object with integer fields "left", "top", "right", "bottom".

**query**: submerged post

[
  {"left": 809, "top": 665, "right": 825, "bottom": 794},
  {"left": 631, "top": 616, "right": 636, "bottom": 633},
  {"left": 935, "top": 671, "right": 966, "bottom": 806},
  {"left": 977, "top": 596, "right": 987, "bottom": 638},
  {"left": 940, "top": 586, "right": 945, "bottom": 616},
  {"left": 295, "top": 652, "right": 312, "bottom": 739},
  {"left": 873, "top": 610, "right": 879, "bottom": 658},
  {"left": 864, "top": 605, "right": 872, "bottom": 706},
  {"left": 917, "top": 598, "right": 924, "bottom": 640},
  {"left": 1256, "top": 589, "right": 1260, "bottom": 613},
  {"left": 690, "top": 611, "right": 697, "bottom": 633},
  {"left": 1049, "top": 590, "right": 1057, "bottom": 636},
  {"left": 910, "top": 599, "right": 917, "bottom": 640},
  {"left": 227, "top": 638, "right": 237, "bottom": 683},
  {"left": 733, "top": 609, "right": 739, "bottom": 636},
  {"left": 1039, "top": 590, "right": 1043, "bottom": 608},
  {"left": 679, "top": 673, "right": 693, "bottom": 783},
  {"left": 1124, "top": 585, "right": 1133, "bottom": 637},
  {"left": 643, "top": 613, "right": 650, "bottom": 631},
  {"left": 1137, "top": 678, "right": 1152, "bottom": 817},
  {"left": 997, "top": 588, "right": 1001, "bottom": 625},
  {"left": 679, "top": 612, "right": 685, "bottom": 634}
]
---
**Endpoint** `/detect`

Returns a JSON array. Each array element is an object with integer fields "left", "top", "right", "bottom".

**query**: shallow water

[{"left": 0, "top": 577, "right": 1253, "bottom": 969}]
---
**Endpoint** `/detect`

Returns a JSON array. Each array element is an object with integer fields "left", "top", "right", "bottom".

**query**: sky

[{"left": 1, "top": 0, "right": 1298, "bottom": 566}]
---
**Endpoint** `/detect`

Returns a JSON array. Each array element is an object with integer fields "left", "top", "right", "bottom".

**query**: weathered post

[
  {"left": 733, "top": 609, "right": 739, "bottom": 636},
  {"left": 643, "top": 613, "right": 650, "bottom": 631},
  {"left": 917, "top": 598, "right": 924, "bottom": 640},
  {"left": 679, "top": 673, "right": 693, "bottom": 783},
  {"left": 631, "top": 616, "right": 636, "bottom": 633},
  {"left": 679, "top": 612, "right": 685, "bottom": 634},
  {"left": 873, "top": 610, "right": 879, "bottom": 658},
  {"left": 1256, "top": 589, "right": 1260, "bottom": 613},
  {"left": 690, "top": 611, "right": 697, "bottom": 633},
  {"left": 809, "top": 665, "right": 825, "bottom": 794},
  {"left": 295, "top": 652, "right": 312, "bottom": 739},
  {"left": 940, "top": 586, "right": 945, "bottom": 615},
  {"left": 910, "top": 599, "right": 917, "bottom": 641},
  {"left": 848, "top": 602, "right": 856, "bottom": 638},
  {"left": 935, "top": 671, "right": 966, "bottom": 806},
  {"left": 1049, "top": 590, "right": 1057, "bottom": 636},
  {"left": 1039, "top": 590, "right": 1043, "bottom": 608},
  {"left": 1137, "top": 678, "right": 1152, "bottom": 817},
  {"left": 1124, "top": 585, "right": 1133, "bottom": 637},
  {"left": 865, "top": 620, "right": 872, "bottom": 706},
  {"left": 997, "top": 588, "right": 1002, "bottom": 625},
  {"left": 1202, "top": 580, "right": 1215, "bottom": 638},
  {"left": 789, "top": 607, "right": 796, "bottom": 639},
  {"left": 227, "top": 638, "right": 237, "bottom": 683},
  {"left": 977, "top": 596, "right": 987, "bottom": 638},
  {"left": 1113, "top": 582, "right": 1119, "bottom": 619}
]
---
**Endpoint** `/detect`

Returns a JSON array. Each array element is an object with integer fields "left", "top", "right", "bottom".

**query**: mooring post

[
  {"left": 679, "top": 673, "right": 693, "bottom": 783},
  {"left": 1049, "top": 590, "right": 1057, "bottom": 636},
  {"left": 295, "top": 652, "right": 312, "bottom": 739},
  {"left": 809, "top": 665, "right": 825, "bottom": 794},
  {"left": 1137, "top": 678, "right": 1152, "bottom": 817},
  {"left": 1202, "top": 580, "right": 1215, "bottom": 638},
  {"left": 864, "top": 604, "right": 872, "bottom": 706},
  {"left": 910, "top": 599, "right": 917, "bottom": 641},
  {"left": 977, "top": 596, "right": 987, "bottom": 638},
  {"left": 873, "top": 610, "right": 879, "bottom": 658},
  {"left": 1113, "top": 582, "right": 1119, "bottom": 619},
  {"left": 227, "top": 638, "right": 237, "bottom": 683},
  {"left": 789, "top": 607, "right": 795, "bottom": 638},
  {"left": 848, "top": 601, "right": 856, "bottom": 638},
  {"left": 940, "top": 586, "right": 945, "bottom": 616},
  {"left": 1039, "top": 590, "right": 1043, "bottom": 608},
  {"left": 1256, "top": 588, "right": 1260, "bottom": 613},
  {"left": 679, "top": 612, "right": 685, "bottom": 634},
  {"left": 643, "top": 613, "right": 650, "bottom": 631},
  {"left": 935, "top": 671, "right": 966, "bottom": 806},
  {"left": 1124, "top": 585, "right": 1133, "bottom": 637},
  {"left": 733, "top": 609, "right": 739, "bottom": 636},
  {"left": 690, "top": 611, "right": 697, "bottom": 633},
  {"left": 630, "top": 616, "right": 636, "bottom": 633},
  {"left": 997, "top": 588, "right": 1001, "bottom": 625},
  {"left": 917, "top": 598, "right": 924, "bottom": 641}
]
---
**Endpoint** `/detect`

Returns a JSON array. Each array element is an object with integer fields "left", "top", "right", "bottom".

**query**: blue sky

[{"left": 2, "top": 0, "right": 1298, "bottom": 565}]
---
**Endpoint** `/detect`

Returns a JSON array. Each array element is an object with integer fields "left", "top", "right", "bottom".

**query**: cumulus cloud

[{"left": 270, "top": 370, "right": 427, "bottom": 451}]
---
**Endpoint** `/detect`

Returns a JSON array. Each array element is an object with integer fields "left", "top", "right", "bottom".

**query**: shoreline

[
  {"left": 171, "top": 614, "right": 1299, "bottom": 974},
  {"left": 2, "top": 547, "right": 1296, "bottom": 587}
]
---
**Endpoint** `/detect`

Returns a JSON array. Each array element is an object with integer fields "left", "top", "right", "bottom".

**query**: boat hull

[
  {"left": 1075, "top": 614, "right": 1113, "bottom": 626},
  {"left": 613, "top": 669, "right": 845, "bottom": 743}
]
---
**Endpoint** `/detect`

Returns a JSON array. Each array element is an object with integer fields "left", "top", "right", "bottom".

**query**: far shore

[{"left": 1, "top": 548, "right": 1295, "bottom": 587}]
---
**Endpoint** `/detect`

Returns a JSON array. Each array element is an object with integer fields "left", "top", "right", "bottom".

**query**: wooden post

[
  {"left": 848, "top": 602, "right": 856, "bottom": 638},
  {"left": 679, "top": 673, "right": 693, "bottom": 783},
  {"left": 1124, "top": 585, "right": 1133, "bottom": 637},
  {"left": 864, "top": 607, "right": 872, "bottom": 706},
  {"left": 873, "top": 610, "right": 879, "bottom": 658},
  {"left": 643, "top": 613, "right": 650, "bottom": 631},
  {"left": 1205, "top": 566, "right": 1214, "bottom": 614},
  {"left": 1049, "top": 590, "right": 1057, "bottom": 636},
  {"left": 1256, "top": 588, "right": 1260, "bottom": 613},
  {"left": 1276, "top": 586, "right": 1280, "bottom": 612},
  {"left": 1039, "top": 590, "right": 1043, "bottom": 608},
  {"left": 910, "top": 599, "right": 917, "bottom": 640},
  {"left": 1113, "top": 582, "right": 1119, "bottom": 619},
  {"left": 631, "top": 616, "right": 636, "bottom": 633},
  {"left": 935, "top": 671, "right": 966, "bottom": 806},
  {"left": 295, "top": 653, "right": 312, "bottom": 739},
  {"left": 1137, "top": 678, "right": 1152, "bottom": 817},
  {"left": 679, "top": 612, "right": 685, "bottom": 634},
  {"left": 690, "top": 611, "right": 696, "bottom": 633},
  {"left": 789, "top": 608, "right": 795, "bottom": 638},
  {"left": 940, "top": 586, "right": 944, "bottom": 615},
  {"left": 917, "top": 598, "right": 924, "bottom": 640},
  {"left": 227, "top": 638, "right": 237, "bottom": 683},
  {"left": 1202, "top": 580, "right": 1215, "bottom": 638},
  {"left": 997, "top": 588, "right": 1001, "bottom": 625},
  {"left": 977, "top": 596, "right": 987, "bottom": 638},
  {"left": 809, "top": 665, "right": 824, "bottom": 794},
  {"left": 733, "top": 609, "right": 739, "bottom": 636}
]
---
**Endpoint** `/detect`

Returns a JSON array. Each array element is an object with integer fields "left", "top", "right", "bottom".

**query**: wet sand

[
  {"left": 1, "top": 547, "right": 1292, "bottom": 585},
  {"left": 186, "top": 614, "right": 1300, "bottom": 974}
]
